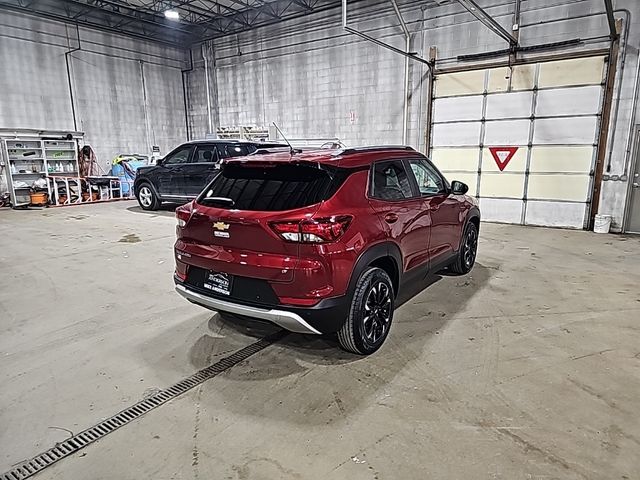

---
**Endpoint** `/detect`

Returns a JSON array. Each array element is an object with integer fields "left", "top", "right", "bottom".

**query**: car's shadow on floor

[
  {"left": 127, "top": 203, "right": 186, "bottom": 217},
  {"left": 180, "top": 263, "right": 492, "bottom": 425},
  {"left": 200, "top": 263, "right": 491, "bottom": 368}
]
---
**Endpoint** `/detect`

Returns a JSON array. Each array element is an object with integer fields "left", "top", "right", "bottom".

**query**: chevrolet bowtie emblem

[{"left": 213, "top": 222, "right": 230, "bottom": 231}]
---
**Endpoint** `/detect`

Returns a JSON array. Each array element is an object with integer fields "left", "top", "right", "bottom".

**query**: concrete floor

[{"left": 1, "top": 201, "right": 639, "bottom": 480}]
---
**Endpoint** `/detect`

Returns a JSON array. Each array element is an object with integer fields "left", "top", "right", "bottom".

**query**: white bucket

[{"left": 593, "top": 214, "right": 612, "bottom": 234}]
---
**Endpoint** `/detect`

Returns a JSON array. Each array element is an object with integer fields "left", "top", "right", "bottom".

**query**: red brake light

[
  {"left": 176, "top": 202, "right": 194, "bottom": 228},
  {"left": 269, "top": 216, "right": 352, "bottom": 243}
]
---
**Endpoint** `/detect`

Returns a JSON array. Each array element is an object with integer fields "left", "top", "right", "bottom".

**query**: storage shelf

[{"left": 4, "top": 135, "right": 81, "bottom": 207}]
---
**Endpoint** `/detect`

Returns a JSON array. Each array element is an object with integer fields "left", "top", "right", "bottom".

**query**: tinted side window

[
  {"left": 370, "top": 160, "right": 413, "bottom": 201},
  {"left": 223, "top": 144, "right": 253, "bottom": 158},
  {"left": 407, "top": 159, "right": 445, "bottom": 195},
  {"left": 192, "top": 145, "right": 219, "bottom": 163},
  {"left": 199, "top": 164, "right": 332, "bottom": 211},
  {"left": 163, "top": 145, "right": 192, "bottom": 165}
]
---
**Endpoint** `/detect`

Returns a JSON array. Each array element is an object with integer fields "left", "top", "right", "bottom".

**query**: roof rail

[{"left": 337, "top": 145, "right": 416, "bottom": 156}]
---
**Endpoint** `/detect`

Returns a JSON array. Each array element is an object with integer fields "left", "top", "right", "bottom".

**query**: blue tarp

[{"left": 109, "top": 159, "right": 146, "bottom": 195}]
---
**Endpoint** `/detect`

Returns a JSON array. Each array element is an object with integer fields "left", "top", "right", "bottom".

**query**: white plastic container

[{"left": 593, "top": 214, "right": 612, "bottom": 234}]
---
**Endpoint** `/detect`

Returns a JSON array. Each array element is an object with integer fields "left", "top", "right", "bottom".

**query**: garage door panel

[
  {"left": 433, "top": 95, "right": 483, "bottom": 122},
  {"left": 482, "top": 147, "right": 527, "bottom": 172},
  {"left": 536, "top": 86, "right": 602, "bottom": 116},
  {"left": 487, "top": 65, "right": 536, "bottom": 92},
  {"left": 485, "top": 91, "right": 533, "bottom": 119},
  {"left": 527, "top": 174, "right": 591, "bottom": 202},
  {"left": 529, "top": 146, "right": 594, "bottom": 173},
  {"left": 538, "top": 56, "right": 605, "bottom": 88},
  {"left": 484, "top": 119, "right": 530, "bottom": 145},
  {"left": 440, "top": 171, "right": 478, "bottom": 196},
  {"left": 533, "top": 117, "right": 597, "bottom": 144},
  {"left": 511, "top": 65, "right": 537, "bottom": 91},
  {"left": 480, "top": 173, "right": 525, "bottom": 198},
  {"left": 525, "top": 200, "right": 586, "bottom": 228},
  {"left": 435, "top": 70, "right": 485, "bottom": 97},
  {"left": 431, "top": 147, "right": 480, "bottom": 171},
  {"left": 430, "top": 55, "right": 605, "bottom": 229},
  {"left": 432, "top": 122, "right": 481, "bottom": 147},
  {"left": 487, "top": 67, "right": 510, "bottom": 93},
  {"left": 479, "top": 198, "right": 523, "bottom": 223}
]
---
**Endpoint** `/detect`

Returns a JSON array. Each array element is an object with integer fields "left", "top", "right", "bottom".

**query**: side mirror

[{"left": 451, "top": 180, "right": 469, "bottom": 195}]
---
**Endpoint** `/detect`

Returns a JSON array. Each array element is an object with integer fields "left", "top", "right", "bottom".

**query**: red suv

[{"left": 174, "top": 146, "right": 480, "bottom": 354}]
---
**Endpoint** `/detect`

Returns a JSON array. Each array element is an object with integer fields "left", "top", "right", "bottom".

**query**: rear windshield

[{"left": 198, "top": 163, "right": 336, "bottom": 211}]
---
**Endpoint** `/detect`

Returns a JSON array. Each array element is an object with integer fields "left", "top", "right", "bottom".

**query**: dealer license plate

[{"left": 203, "top": 271, "right": 232, "bottom": 296}]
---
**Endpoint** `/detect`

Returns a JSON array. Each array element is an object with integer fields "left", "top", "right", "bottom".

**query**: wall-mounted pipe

[
  {"left": 202, "top": 43, "right": 213, "bottom": 135},
  {"left": 64, "top": 23, "right": 81, "bottom": 131},
  {"left": 139, "top": 60, "right": 153, "bottom": 152},
  {"left": 181, "top": 48, "right": 194, "bottom": 141},
  {"left": 390, "top": 0, "right": 410, "bottom": 146}
]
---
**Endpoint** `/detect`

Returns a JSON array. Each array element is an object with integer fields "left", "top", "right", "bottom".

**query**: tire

[
  {"left": 337, "top": 267, "right": 394, "bottom": 355},
  {"left": 136, "top": 183, "right": 160, "bottom": 211},
  {"left": 450, "top": 221, "right": 478, "bottom": 275}
]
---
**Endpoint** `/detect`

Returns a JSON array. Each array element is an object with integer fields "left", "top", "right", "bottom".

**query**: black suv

[{"left": 134, "top": 139, "right": 284, "bottom": 210}]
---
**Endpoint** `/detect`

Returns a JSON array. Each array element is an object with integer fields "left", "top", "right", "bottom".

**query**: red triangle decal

[{"left": 489, "top": 146, "right": 518, "bottom": 171}]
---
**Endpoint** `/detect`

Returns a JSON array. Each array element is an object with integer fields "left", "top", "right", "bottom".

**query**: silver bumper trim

[{"left": 175, "top": 284, "right": 321, "bottom": 335}]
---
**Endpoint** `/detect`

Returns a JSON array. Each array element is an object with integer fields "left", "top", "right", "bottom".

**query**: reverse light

[{"left": 269, "top": 216, "right": 352, "bottom": 243}]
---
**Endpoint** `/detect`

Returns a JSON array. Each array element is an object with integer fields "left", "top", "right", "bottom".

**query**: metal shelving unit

[
  {"left": 1, "top": 130, "right": 82, "bottom": 208},
  {"left": 3, "top": 139, "right": 46, "bottom": 207}
]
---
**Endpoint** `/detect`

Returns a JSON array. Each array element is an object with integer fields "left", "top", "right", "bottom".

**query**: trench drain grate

[{"left": 1, "top": 330, "right": 287, "bottom": 480}]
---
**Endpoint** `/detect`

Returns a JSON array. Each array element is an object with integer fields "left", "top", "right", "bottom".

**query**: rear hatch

[{"left": 177, "top": 161, "right": 334, "bottom": 284}]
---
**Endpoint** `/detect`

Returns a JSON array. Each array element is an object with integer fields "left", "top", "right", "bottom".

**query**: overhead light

[{"left": 164, "top": 10, "right": 180, "bottom": 20}]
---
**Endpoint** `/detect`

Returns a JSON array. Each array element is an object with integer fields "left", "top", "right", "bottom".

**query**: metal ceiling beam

[
  {"left": 58, "top": 0, "right": 195, "bottom": 34},
  {"left": 1, "top": 0, "right": 341, "bottom": 45},
  {"left": 197, "top": 0, "right": 333, "bottom": 41},
  {"left": 342, "top": 0, "right": 432, "bottom": 69},
  {"left": 133, "top": 1, "right": 232, "bottom": 24},
  {"left": 0, "top": 1, "right": 186, "bottom": 46},
  {"left": 455, "top": 0, "right": 517, "bottom": 46},
  {"left": 603, "top": 0, "right": 618, "bottom": 40}
]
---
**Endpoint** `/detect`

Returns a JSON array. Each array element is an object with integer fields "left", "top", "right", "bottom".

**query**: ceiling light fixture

[{"left": 164, "top": 10, "right": 180, "bottom": 20}]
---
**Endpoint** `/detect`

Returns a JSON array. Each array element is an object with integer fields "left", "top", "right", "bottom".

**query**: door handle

[
  {"left": 384, "top": 213, "right": 399, "bottom": 224},
  {"left": 633, "top": 182, "right": 639, "bottom": 188}
]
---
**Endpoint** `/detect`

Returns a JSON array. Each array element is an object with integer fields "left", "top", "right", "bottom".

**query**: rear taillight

[
  {"left": 176, "top": 202, "right": 194, "bottom": 230},
  {"left": 269, "top": 216, "right": 352, "bottom": 243}
]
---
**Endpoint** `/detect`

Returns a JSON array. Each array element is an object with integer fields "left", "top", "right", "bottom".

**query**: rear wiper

[{"left": 200, "top": 196, "right": 235, "bottom": 207}]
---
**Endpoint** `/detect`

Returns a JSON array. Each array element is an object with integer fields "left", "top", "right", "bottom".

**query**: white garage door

[{"left": 429, "top": 56, "right": 607, "bottom": 228}]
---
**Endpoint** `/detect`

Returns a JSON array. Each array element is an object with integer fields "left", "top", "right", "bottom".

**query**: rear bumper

[{"left": 175, "top": 282, "right": 350, "bottom": 334}]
